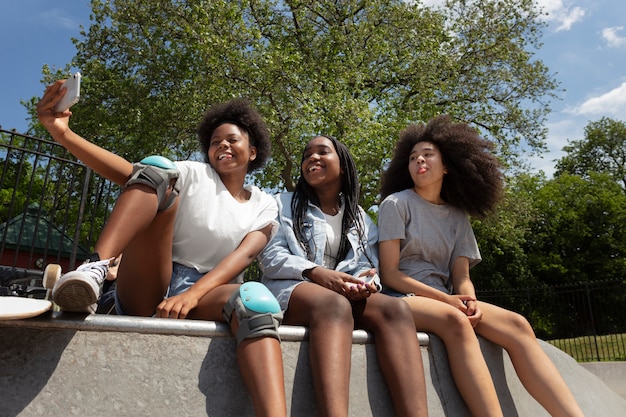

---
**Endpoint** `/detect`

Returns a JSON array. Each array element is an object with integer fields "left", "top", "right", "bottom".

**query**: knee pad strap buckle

[{"left": 223, "top": 282, "right": 283, "bottom": 345}]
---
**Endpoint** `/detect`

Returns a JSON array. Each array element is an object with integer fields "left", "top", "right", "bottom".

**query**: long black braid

[{"left": 291, "top": 135, "right": 373, "bottom": 268}]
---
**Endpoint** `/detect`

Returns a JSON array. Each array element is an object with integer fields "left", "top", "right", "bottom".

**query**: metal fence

[
  {"left": 477, "top": 280, "right": 626, "bottom": 362},
  {"left": 1, "top": 128, "right": 624, "bottom": 362},
  {"left": 0, "top": 127, "right": 116, "bottom": 279}
]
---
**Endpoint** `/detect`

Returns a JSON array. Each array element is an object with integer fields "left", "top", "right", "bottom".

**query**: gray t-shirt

[{"left": 378, "top": 189, "right": 481, "bottom": 293}]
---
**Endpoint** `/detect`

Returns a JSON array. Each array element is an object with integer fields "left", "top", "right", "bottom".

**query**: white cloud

[
  {"left": 535, "top": 0, "right": 585, "bottom": 31},
  {"left": 416, "top": 0, "right": 586, "bottom": 31},
  {"left": 571, "top": 82, "right": 626, "bottom": 116},
  {"left": 411, "top": 0, "right": 445, "bottom": 7},
  {"left": 414, "top": 0, "right": 586, "bottom": 32},
  {"left": 39, "top": 9, "right": 79, "bottom": 30},
  {"left": 602, "top": 26, "right": 626, "bottom": 48}
]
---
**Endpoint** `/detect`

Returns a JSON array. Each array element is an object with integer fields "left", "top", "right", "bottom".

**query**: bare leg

[
  {"left": 354, "top": 294, "right": 428, "bottom": 417},
  {"left": 192, "top": 284, "right": 287, "bottom": 417},
  {"left": 92, "top": 184, "right": 287, "bottom": 415},
  {"left": 237, "top": 336, "right": 286, "bottom": 417},
  {"left": 476, "top": 302, "right": 585, "bottom": 417},
  {"left": 100, "top": 185, "right": 177, "bottom": 316},
  {"left": 93, "top": 184, "right": 163, "bottom": 258},
  {"left": 96, "top": 185, "right": 287, "bottom": 415},
  {"left": 404, "top": 296, "right": 503, "bottom": 417},
  {"left": 284, "top": 283, "right": 354, "bottom": 417}
]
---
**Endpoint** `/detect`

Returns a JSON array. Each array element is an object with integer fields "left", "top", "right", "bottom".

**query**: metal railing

[
  {"left": 0, "top": 127, "right": 117, "bottom": 278},
  {"left": 477, "top": 280, "right": 626, "bottom": 362},
  {"left": 1, "top": 127, "right": 624, "bottom": 362}
]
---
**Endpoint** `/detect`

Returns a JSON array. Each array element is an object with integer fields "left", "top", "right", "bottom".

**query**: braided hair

[{"left": 291, "top": 135, "right": 372, "bottom": 268}]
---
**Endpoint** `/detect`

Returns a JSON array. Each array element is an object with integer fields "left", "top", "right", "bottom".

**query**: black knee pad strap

[{"left": 126, "top": 156, "right": 179, "bottom": 211}]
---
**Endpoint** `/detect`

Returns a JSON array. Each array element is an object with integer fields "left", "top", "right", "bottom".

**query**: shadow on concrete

[
  {"left": 199, "top": 337, "right": 255, "bottom": 416},
  {"left": 0, "top": 316, "right": 75, "bottom": 417},
  {"left": 479, "top": 337, "right": 520, "bottom": 417},
  {"left": 287, "top": 341, "right": 318, "bottom": 416},
  {"left": 364, "top": 344, "right": 395, "bottom": 417},
  {"left": 1, "top": 314, "right": 625, "bottom": 416},
  {"left": 425, "top": 335, "right": 467, "bottom": 417}
]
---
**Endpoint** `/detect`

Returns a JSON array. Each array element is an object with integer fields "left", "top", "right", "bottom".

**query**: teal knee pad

[
  {"left": 223, "top": 281, "right": 283, "bottom": 345},
  {"left": 126, "top": 155, "right": 179, "bottom": 211}
]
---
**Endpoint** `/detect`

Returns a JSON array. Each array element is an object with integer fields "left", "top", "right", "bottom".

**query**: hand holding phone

[
  {"left": 53, "top": 72, "right": 81, "bottom": 112},
  {"left": 363, "top": 273, "right": 382, "bottom": 292},
  {"left": 347, "top": 272, "right": 382, "bottom": 292}
]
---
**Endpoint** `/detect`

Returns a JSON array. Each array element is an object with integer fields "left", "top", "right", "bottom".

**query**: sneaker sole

[{"left": 53, "top": 280, "right": 98, "bottom": 313}]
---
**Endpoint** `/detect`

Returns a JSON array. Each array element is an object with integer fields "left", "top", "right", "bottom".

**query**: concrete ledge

[
  {"left": 580, "top": 362, "right": 626, "bottom": 399},
  {"left": 1, "top": 312, "right": 625, "bottom": 416}
]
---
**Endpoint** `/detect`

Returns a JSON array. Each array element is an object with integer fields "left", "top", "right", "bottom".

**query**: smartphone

[
  {"left": 348, "top": 273, "right": 382, "bottom": 292},
  {"left": 363, "top": 273, "right": 382, "bottom": 291},
  {"left": 53, "top": 72, "right": 81, "bottom": 112}
]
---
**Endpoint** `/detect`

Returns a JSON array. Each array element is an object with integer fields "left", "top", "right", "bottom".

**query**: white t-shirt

[
  {"left": 323, "top": 209, "right": 343, "bottom": 268},
  {"left": 171, "top": 161, "right": 278, "bottom": 282},
  {"left": 378, "top": 189, "right": 481, "bottom": 293}
]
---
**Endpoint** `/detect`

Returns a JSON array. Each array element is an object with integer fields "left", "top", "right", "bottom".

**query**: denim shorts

[
  {"left": 381, "top": 287, "right": 409, "bottom": 298},
  {"left": 168, "top": 262, "right": 204, "bottom": 296},
  {"left": 382, "top": 283, "right": 450, "bottom": 298},
  {"left": 114, "top": 262, "right": 203, "bottom": 315}
]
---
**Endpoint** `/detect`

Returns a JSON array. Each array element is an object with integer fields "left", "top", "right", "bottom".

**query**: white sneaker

[{"left": 52, "top": 258, "right": 112, "bottom": 313}]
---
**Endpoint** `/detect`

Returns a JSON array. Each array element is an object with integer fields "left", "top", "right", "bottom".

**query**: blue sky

[{"left": 1, "top": 0, "right": 625, "bottom": 177}]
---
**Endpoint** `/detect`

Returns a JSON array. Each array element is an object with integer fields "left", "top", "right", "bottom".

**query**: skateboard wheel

[{"left": 43, "top": 264, "right": 62, "bottom": 289}]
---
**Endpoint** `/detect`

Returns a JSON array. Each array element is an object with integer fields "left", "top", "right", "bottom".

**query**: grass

[{"left": 547, "top": 333, "right": 626, "bottom": 362}]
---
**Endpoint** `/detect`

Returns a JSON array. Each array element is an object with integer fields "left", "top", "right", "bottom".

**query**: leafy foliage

[
  {"left": 471, "top": 176, "right": 538, "bottom": 290},
  {"left": 11, "top": 2, "right": 625, "bottom": 337},
  {"left": 523, "top": 172, "right": 626, "bottom": 285},
  {"left": 554, "top": 117, "right": 626, "bottom": 190},
  {"left": 26, "top": 0, "right": 557, "bottom": 210}
]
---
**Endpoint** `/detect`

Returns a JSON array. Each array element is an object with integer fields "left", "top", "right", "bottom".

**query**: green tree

[
  {"left": 524, "top": 172, "right": 626, "bottom": 285},
  {"left": 0, "top": 132, "right": 48, "bottom": 223},
  {"left": 27, "top": 0, "right": 558, "bottom": 210},
  {"left": 554, "top": 117, "right": 626, "bottom": 190},
  {"left": 471, "top": 173, "right": 539, "bottom": 290}
]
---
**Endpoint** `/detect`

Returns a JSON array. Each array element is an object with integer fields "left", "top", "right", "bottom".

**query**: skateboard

[{"left": 0, "top": 264, "right": 61, "bottom": 320}]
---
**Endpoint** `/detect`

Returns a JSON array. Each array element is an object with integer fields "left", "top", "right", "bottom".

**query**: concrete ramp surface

[{"left": 1, "top": 312, "right": 625, "bottom": 416}]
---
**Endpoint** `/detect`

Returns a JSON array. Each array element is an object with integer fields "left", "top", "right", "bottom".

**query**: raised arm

[{"left": 36, "top": 80, "right": 133, "bottom": 185}]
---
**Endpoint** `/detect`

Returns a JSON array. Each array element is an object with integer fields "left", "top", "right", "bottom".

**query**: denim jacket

[{"left": 259, "top": 192, "right": 379, "bottom": 282}]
